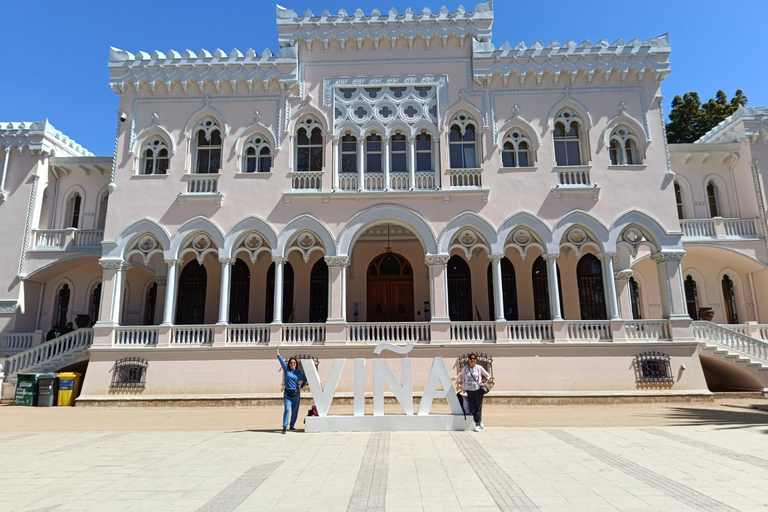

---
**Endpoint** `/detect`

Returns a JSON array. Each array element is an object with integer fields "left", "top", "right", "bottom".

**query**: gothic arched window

[
  {"left": 674, "top": 182, "right": 685, "bottom": 219},
  {"left": 416, "top": 133, "right": 433, "bottom": 171},
  {"left": 340, "top": 134, "right": 357, "bottom": 173},
  {"left": 609, "top": 125, "right": 641, "bottom": 165},
  {"left": 309, "top": 259, "right": 329, "bottom": 323},
  {"left": 629, "top": 277, "right": 642, "bottom": 319},
  {"left": 366, "top": 134, "right": 383, "bottom": 173},
  {"left": 684, "top": 275, "right": 699, "bottom": 320},
  {"left": 143, "top": 282, "right": 157, "bottom": 326},
  {"left": 532, "top": 256, "right": 563, "bottom": 320},
  {"left": 65, "top": 192, "right": 82, "bottom": 229},
  {"left": 242, "top": 134, "right": 272, "bottom": 173},
  {"left": 141, "top": 136, "right": 170, "bottom": 175},
  {"left": 390, "top": 134, "right": 407, "bottom": 173},
  {"left": 55, "top": 284, "right": 71, "bottom": 330},
  {"left": 296, "top": 116, "right": 323, "bottom": 172},
  {"left": 90, "top": 283, "right": 102, "bottom": 327},
  {"left": 501, "top": 129, "right": 532, "bottom": 168},
  {"left": 577, "top": 254, "right": 606, "bottom": 320},
  {"left": 707, "top": 181, "right": 721, "bottom": 217},
  {"left": 194, "top": 118, "right": 222, "bottom": 174},
  {"left": 449, "top": 112, "right": 478, "bottom": 169},
  {"left": 553, "top": 108, "right": 586, "bottom": 166},
  {"left": 266, "top": 262, "right": 294, "bottom": 323}
]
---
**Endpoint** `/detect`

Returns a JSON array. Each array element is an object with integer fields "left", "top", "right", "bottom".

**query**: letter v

[{"left": 301, "top": 358, "right": 345, "bottom": 417}]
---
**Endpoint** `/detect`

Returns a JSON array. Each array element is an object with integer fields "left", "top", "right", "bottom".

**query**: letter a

[{"left": 418, "top": 357, "right": 462, "bottom": 415}]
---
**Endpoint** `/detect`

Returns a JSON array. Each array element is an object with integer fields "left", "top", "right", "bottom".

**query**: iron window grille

[
  {"left": 111, "top": 357, "right": 148, "bottom": 390},
  {"left": 455, "top": 353, "right": 494, "bottom": 391},
  {"left": 634, "top": 351, "right": 674, "bottom": 384}
]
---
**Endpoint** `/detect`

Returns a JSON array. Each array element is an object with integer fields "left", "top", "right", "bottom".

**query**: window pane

[
  {"left": 143, "top": 155, "right": 154, "bottom": 175},
  {"left": 310, "top": 148, "right": 323, "bottom": 171},
  {"left": 463, "top": 124, "right": 476, "bottom": 142},
  {"left": 449, "top": 144, "right": 463, "bottom": 168},
  {"left": 245, "top": 157, "right": 257, "bottom": 173},
  {"left": 157, "top": 157, "right": 169, "bottom": 174},
  {"left": 197, "top": 130, "right": 209, "bottom": 146},
  {"left": 296, "top": 148, "right": 309, "bottom": 172},
  {"left": 259, "top": 156, "right": 272, "bottom": 173},
  {"left": 501, "top": 151, "right": 514, "bottom": 168},
  {"left": 554, "top": 141, "right": 567, "bottom": 166},
  {"left": 310, "top": 128, "right": 323, "bottom": 145},
  {"left": 565, "top": 121, "right": 578, "bottom": 137},
  {"left": 297, "top": 128, "right": 309, "bottom": 145},
  {"left": 449, "top": 126, "right": 462, "bottom": 142},
  {"left": 462, "top": 143, "right": 476, "bottom": 168},
  {"left": 367, "top": 152, "right": 382, "bottom": 172},
  {"left": 609, "top": 141, "right": 620, "bottom": 165},
  {"left": 392, "top": 138, "right": 406, "bottom": 152},
  {"left": 196, "top": 149, "right": 209, "bottom": 173},
  {"left": 416, "top": 152, "right": 431, "bottom": 172},
  {"left": 517, "top": 151, "right": 529, "bottom": 168},
  {"left": 391, "top": 153, "right": 407, "bottom": 173},
  {"left": 342, "top": 154, "right": 356, "bottom": 173},
  {"left": 566, "top": 141, "right": 580, "bottom": 166},
  {"left": 625, "top": 140, "right": 636, "bottom": 164},
  {"left": 416, "top": 134, "right": 431, "bottom": 151},
  {"left": 209, "top": 149, "right": 221, "bottom": 173},
  {"left": 209, "top": 130, "right": 221, "bottom": 145}
]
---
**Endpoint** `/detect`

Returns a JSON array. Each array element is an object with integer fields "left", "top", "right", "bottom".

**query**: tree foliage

[{"left": 666, "top": 89, "right": 748, "bottom": 143}]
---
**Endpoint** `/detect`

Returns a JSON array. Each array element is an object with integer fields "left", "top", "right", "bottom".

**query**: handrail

[
  {"left": 3, "top": 329, "right": 93, "bottom": 377},
  {"left": 693, "top": 321, "right": 768, "bottom": 362}
]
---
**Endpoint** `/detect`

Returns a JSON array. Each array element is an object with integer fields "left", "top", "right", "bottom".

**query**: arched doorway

[
  {"left": 310, "top": 259, "right": 329, "bottom": 323},
  {"left": 577, "top": 254, "right": 606, "bottom": 320},
  {"left": 367, "top": 252, "right": 414, "bottom": 322},
  {"left": 89, "top": 283, "right": 102, "bottom": 326},
  {"left": 684, "top": 275, "right": 700, "bottom": 320},
  {"left": 176, "top": 261, "right": 207, "bottom": 325},
  {"left": 721, "top": 275, "right": 739, "bottom": 324},
  {"left": 629, "top": 277, "right": 642, "bottom": 319},
  {"left": 266, "top": 262, "right": 294, "bottom": 323},
  {"left": 487, "top": 258, "right": 518, "bottom": 320},
  {"left": 531, "top": 256, "right": 563, "bottom": 320},
  {"left": 55, "top": 284, "right": 71, "bottom": 329},
  {"left": 143, "top": 282, "right": 157, "bottom": 325},
  {"left": 229, "top": 259, "right": 250, "bottom": 324},
  {"left": 447, "top": 255, "right": 472, "bottom": 321}
]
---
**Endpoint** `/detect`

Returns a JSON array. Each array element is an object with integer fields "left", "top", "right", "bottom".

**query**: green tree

[{"left": 666, "top": 89, "right": 748, "bottom": 143}]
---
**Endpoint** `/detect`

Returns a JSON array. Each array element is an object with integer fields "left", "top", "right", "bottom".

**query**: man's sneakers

[
  {"left": 282, "top": 427, "right": 287, "bottom": 435},
  {"left": 473, "top": 425, "right": 481, "bottom": 432}
]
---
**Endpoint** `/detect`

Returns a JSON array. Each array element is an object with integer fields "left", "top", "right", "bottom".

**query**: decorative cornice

[
  {"left": 108, "top": 46, "right": 298, "bottom": 95},
  {"left": 425, "top": 254, "right": 451, "bottom": 266},
  {"left": 276, "top": 2, "right": 493, "bottom": 51},
  {"left": 614, "top": 270, "right": 634, "bottom": 281},
  {"left": 325, "top": 255, "right": 350, "bottom": 268},
  {"left": 471, "top": 34, "right": 671, "bottom": 86},
  {"left": 0, "top": 121, "right": 92, "bottom": 157},
  {"left": 154, "top": 277, "right": 167, "bottom": 286},
  {"left": 99, "top": 259, "right": 131, "bottom": 271},
  {"left": 650, "top": 251, "right": 686, "bottom": 263},
  {"left": 0, "top": 300, "right": 19, "bottom": 314}
]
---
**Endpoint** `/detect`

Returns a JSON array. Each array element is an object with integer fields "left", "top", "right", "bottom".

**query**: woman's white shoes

[
  {"left": 473, "top": 425, "right": 481, "bottom": 432},
  {"left": 479, "top": 423, "right": 484, "bottom": 429}
]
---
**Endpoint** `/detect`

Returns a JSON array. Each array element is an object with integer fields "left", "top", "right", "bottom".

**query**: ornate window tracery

[
  {"left": 553, "top": 108, "right": 586, "bottom": 166},
  {"left": 296, "top": 116, "right": 323, "bottom": 172},
  {"left": 141, "top": 136, "right": 170, "bottom": 175},
  {"left": 449, "top": 111, "right": 478, "bottom": 169},
  {"left": 609, "top": 125, "right": 641, "bottom": 165},
  {"left": 501, "top": 129, "right": 532, "bottom": 168},
  {"left": 242, "top": 134, "right": 272, "bottom": 173},
  {"left": 194, "top": 117, "right": 222, "bottom": 174}
]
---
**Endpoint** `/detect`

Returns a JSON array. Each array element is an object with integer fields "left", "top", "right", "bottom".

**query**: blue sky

[{"left": 1, "top": 0, "right": 764, "bottom": 156}]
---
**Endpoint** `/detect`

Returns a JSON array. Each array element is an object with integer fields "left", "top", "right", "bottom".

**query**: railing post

[
  {"left": 712, "top": 217, "right": 726, "bottom": 237},
  {"left": 64, "top": 227, "right": 77, "bottom": 249}
]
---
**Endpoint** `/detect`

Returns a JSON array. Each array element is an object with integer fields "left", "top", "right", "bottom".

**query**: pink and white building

[{"left": 1, "top": 2, "right": 767, "bottom": 403}]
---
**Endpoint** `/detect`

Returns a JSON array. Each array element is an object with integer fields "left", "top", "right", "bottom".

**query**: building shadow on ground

[{"left": 662, "top": 404, "right": 768, "bottom": 433}]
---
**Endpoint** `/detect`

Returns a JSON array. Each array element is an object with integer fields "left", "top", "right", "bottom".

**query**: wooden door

[{"left": 366, "top": 252, "right": 414, "bottom": 322}]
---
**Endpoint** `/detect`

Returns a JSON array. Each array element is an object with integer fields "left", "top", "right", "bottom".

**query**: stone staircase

[
  {"left": 0, "top": 329, "right": 93, "bottom": 400},
  {"left": 693, "top": 321, "right": 768, "bottom": 390}
]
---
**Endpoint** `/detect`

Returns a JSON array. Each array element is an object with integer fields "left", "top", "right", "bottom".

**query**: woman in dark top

[{"left": 276, "top": 344, "right": 307, "bottom": 434}]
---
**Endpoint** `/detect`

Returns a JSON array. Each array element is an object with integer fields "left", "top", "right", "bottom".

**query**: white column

[
  {"left": 154, "top": 277, "right": 167, "bottom": 325},
  {"left": 614, "top": 270, "right": 634, "bottom": 320},
  {"left": 543, "top": 254, "right": 562, "bottom": 320},
  {"left": 0, "top": 147, "right": 10, "bottom": 200},
  {"left": 433, "top": 137, "right": 441, "bottom": 190},
  {"left": 357, "top": 138, "right": 365, "bottom": 192},
  {"left": 110, "top": 262, "right": 130, "bottom": 325},
  {"left": 325, "top": 256, "right": 349, "bottom": 322},
  {"left": 162, "top": 259, "right": 181, "bottom": 325},
  {"left": 272, "top": 256, "right": 286, "bottom": 324},
  {"left": 332, "top": 138, "right": 339, "bottom": 191},
  {"left": 489, "top": 254, "right": 505, "bottom": 321},
  {"left": 383, "top": 138, "right": 391, "bottom": 190},
  {"left": 599, "top": 252, "right": 621, "bottom": 320},
  {"left": 652, "top": 251, "right": 688, "bottom": 319},
  {"left": 408, "top": 137, "right": 416, "bottom": 190},
  {"left": 218, "top": 258, "right": 234, "bottom": 325},
  {"left": 426, "top": 254, "right": 451, "bottom": 321}
]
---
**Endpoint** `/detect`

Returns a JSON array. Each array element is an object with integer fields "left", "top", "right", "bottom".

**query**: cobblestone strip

[
  {"left": 197, "top": 461, "right": 283, "bottom": 512},
  {"left": 642, "top": 428, "right": 768, "bottom": 472},
  {"left": 450, "top": 432, "right": 540, "bottom": 512},
  {"left": 547, "top": 429, "right": 739, "bottom": 512},
  {"left": 347, "top": 432, "right": 390, "bottom": 512}
]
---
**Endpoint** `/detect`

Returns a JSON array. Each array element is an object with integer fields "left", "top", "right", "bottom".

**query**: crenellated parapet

[
  {"left": 471, "top": 34, "right": 671, "bottom": 87},
  {"left": 0, "top": 121, "right": 93, "bottom": 157},
  {"left": 108, "top": 46, "right": 298, "bottom": 95},
  {"left": 275, "top": 1, "right": 493, "bottom": 51}
]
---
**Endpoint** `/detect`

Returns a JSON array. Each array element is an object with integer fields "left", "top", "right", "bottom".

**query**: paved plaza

[{"left": 0, "top": 400, "right": 767, "bottom": 511}]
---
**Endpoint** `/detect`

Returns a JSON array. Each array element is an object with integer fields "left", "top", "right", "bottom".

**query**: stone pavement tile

[
  {"left": 529, "top": 496, "right": 572, "bottom": 508},
  {"left": 565, "top": 496, "right": 620, "bottom": 511}
]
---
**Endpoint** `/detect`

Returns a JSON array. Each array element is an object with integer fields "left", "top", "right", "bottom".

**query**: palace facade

[{"left": 1, "top": 1, "right": 767, "bottom": 403}]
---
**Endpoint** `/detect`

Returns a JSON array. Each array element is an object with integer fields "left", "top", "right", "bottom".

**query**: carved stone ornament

[
  {"left": 425, "top": 254, "right": 451, "bottom": 266},
  {"left": 650, "top": 251, "right": 686, "bottom": 263},
  {"left": 450, "top": 228, "right": 489, "bottom": 260},
  {"left": 180, "top": 233, "right": 218, "bottom": 264},
  {"left": 127, "top": 234, "right": 163, "bottom": 266},
  {"left": 99, "top": 259, "right": 131, "bottom": 271},
  {"left": 287, "top": 230, "right": 324, "bottom": 263},
  {"left": 614, "top": 270, "right": 634, "bottom": 281},
  {"left": 325, "top": 255, "right": 350, "bottom": 268},
  {"left": 272, "top": 256, "right": 288, "bottom": 265},
  {"left": 234, "top": 232, "right": 270, "bottom": 264},
  {"left": 561, "top": 226, "right": 599, "bottom": 257},
  {"left": 219, "top": 257, "right": 236, "bottom": 266},
  {"left": 164, "top": 258, "right": 183, "bottom": 267},
  {"left": 505, "top": 227, "right": 544, "bottom": 259},
  {"left": 597, "top": 251, "right": 617, "bottom": 261},
  {"left": 0, "top": 300, "right": 19, "bottom": 314},
  {"left": 487, "top": 253, "right": 504, "bottom": 261},
  {"left": 541, "top": 253, "right": 559, "bottom": 261}
]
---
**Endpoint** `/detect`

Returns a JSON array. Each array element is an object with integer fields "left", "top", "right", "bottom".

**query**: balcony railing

[
  {"left": 170, "top": 325, "right": 213, "bottom": 345},
  {"left": 282, "top": 324, "right": 325, "bottom": 343},
  {"left": 624, "top": 320, "right": 670, "bottom": 341},
  {"left": 339, "top": 173, "right": 358, "bottom": 191},
  {"left": 450, "top": 321, "right": 496, "bottom": 342},
  {"left": 389, "top": 172, "right": 409, "bottom": 190},
  {"left": 291, "top": 172, "right": 322, "bottom": 191},
  {"left": 1, "top": 333, "right": 35, "bottom": 351},
  {"left": 681, "top": 218, "right": 760, "bottom": 239},
  {"left": 31, "top": 229, "right": 104, "bottom": 250},
  {"left": 507, "top": 321, "right": 554, "bottom": 341},
  {"left": 564, "top": 321, "right": 611, "bottom": 341},
  {"left": 347, "top": 323, "right": 430, "bottom": 343},
  {"left": 364, "top": 173, "right": 385, "bottom": 191},
  {"left": 449, "top": 168, "right": 483, "bottom": 189},
  {"left": 552, "top": 166, "right": 599, "bottom": 199},
  {"left": 178, "top": 174, "right": 223, "bottom": 206},
  {"left": 115, "top": 326, "right": 158, "bottom": 346},
  {"left": 227, "top": 324, "right": 270, "bottom": 344}
]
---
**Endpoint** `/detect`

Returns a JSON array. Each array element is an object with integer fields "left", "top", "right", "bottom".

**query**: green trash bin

[
  {"left": 37, "top": 373, "right": 59, "bottom": 407},
  {"left": 14, "top": 373, "right": 39, "bottom": 406}
]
